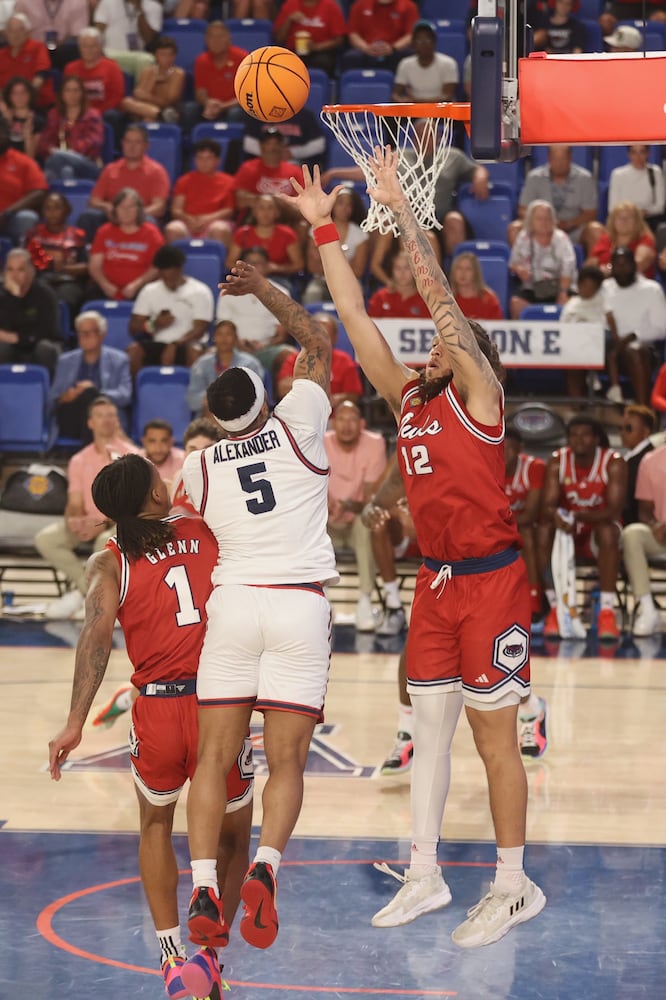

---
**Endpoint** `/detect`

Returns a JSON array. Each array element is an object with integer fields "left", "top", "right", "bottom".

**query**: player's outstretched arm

[
  {"left": 368, "top": 147, "right": 500, "bottom": 421},
  {"left": 283, "top": 164, "right": 413, "bottom": 419},
  {"left": 221, "top": 259, "right": 332, "bottom": 394},
  {"left": 48, "top": 550, "right": 119, "bottom": 781}
]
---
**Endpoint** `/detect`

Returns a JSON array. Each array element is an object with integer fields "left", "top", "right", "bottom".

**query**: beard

[{"left": 418, "top": 369, "right": 452, "bottom": 401}]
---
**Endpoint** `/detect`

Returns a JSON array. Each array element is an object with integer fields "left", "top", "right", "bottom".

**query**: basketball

[{"left": 234, "top": 46, "right": 310, "bottom": 123}]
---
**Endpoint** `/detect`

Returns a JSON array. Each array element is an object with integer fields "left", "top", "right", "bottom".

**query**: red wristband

[{"left": 313, "top": 223, "right": 339, "bottom": 247}]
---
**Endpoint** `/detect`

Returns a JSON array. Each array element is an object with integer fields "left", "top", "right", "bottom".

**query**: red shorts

[
  {"left": 406, "top": 557, "right": 531, "bottom": 704},
  {"left": 129, "top": 693, "right": 254, "bottom": 808}
]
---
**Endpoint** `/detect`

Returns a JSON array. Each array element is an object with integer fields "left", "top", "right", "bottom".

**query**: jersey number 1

[{"left": 164, "top": 565, "right": 202, "bottom": 627}]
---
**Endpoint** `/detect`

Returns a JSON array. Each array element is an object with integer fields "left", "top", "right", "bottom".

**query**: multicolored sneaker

[
  {"left": 187, "top": 887, "right": 229, "bottom": 948},
  {"left": 92, "top": 684, "right": 133, "bottom": 727},
  {"left": 180, "top": 947, "right": 221, "bottom": 999},
  {"left": 380, "top": 731, "right": 414, "bottom": 775},
  {"left": 240, "top": 861, "right": 279, "bottom": 949},
  {"left": 162, "top": 955, "right": 189, "bottom": 999},
  {"left": 519, "top": 697, "right": 548, "bottom": 759}
]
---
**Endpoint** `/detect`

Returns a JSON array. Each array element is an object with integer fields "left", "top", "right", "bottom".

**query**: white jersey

[{"left": 182, "top": 379, "right": 339, "bottom": 586}]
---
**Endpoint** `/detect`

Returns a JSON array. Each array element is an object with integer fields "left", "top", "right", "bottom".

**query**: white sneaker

[
  {"left": 376, "top": 606, "right": 406, "bottom": 636},
  {"left": 451, "top": 877, "right": 546, "bottom": 948},
  {"left": 371, "top": 865, "right": 452, "bottom": 927},
  {"left": 606, "top": 385, "right": 623, "bottom": 404},
  {"left": 355, "top": 595, "right": 378, "bottom": 632},
  {"left": 632, "top": 600, "right": 660, "bottom": 637},
  {"left": 45, "top": 589, "right": 84, "bottom": 620}
]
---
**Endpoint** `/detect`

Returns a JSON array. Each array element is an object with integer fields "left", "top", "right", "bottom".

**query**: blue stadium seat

[
  {"left": 49, "top": 179, "right": 94, "bottom": 224},
  {"left": 519, "top": 304, "right": 563, "bottom": 322},
  {"left": 598, "top": 144, "right": 662, "bottom": 183},
  {"left": 580, "top": 19, "right": 604, "bottom": 52},
  {"left": 144, "top": 123, "right": 183, "bottom": 184},
  {"left": 58, "top": 301, "right": 71, "bottom": 342},
  {"left": 0, "top": 364, "right": 50, "bottom": 452},
  {"left": 339, "top": 69, "right": 394, "bottom": 105},
  {"left": 174, "top": 240, "right": 227, "bottom": 299},
  {"left": 456, "top": 191, "right": 513, "bottom": 243},
  {"left": 132, "top": 367, "right": 192, "bottom": 445},
  {"left": 454, "top": 239, "right": 511, "bottom": 262},
  {"left": 450, "top": 250, "right": 510, "bottom": 318},
  {"left": 577, "top": 0, "right": 603, "bottom": 16},
  {"left": 434, "top": 22, "right": 467, "bottom": 77},
  {"left": 306, "top": 67, "right": 332, "bottom": 116},
  {"left": 528, "top": 145, "right": 595, "bottom": 172},
  {"left": 102, "top": 121, "right": 116, "bottom": 163},
  {"left": 618, "top": 19, "right": 666, "bottom": 46},
  {"left": 162, "top": 18, "right": 208, "bottom": 73},
  {"left": 225, "top": 18, "right": 272, "bottom": 51},
  {"left": 598, "top": 179, "right": 609, "bottom": 223},
  {"left": 190, "top": 121, "right": 244, "bottom": 170},
  {"left": 422, "top": 0, "right": 467, "bottom": 19},
  {"left": 0, "top": 237, "right": 12, "bottom": 268},
  {"left": 84, "top": 300, "right": 134, "bottom": 352},
  {"left": 303, "top": 302, "right": 355, "bottom": 359}
]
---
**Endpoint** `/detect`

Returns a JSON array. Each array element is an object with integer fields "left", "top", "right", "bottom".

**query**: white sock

[
  {"left": 191, "top": 858, "right": 219, "bottom": 894},
  {"left": 546, "top": 589, "right": 557, "bottom": 608},
  {"left": 409, "top": 838, "right": 439, "bottom": 873},
  {"left": 254, "top": 846, "right": 282, "bottom": 876},
  {"left": 398, "top": 703, "right": 413, "bottom": 737},
  {"left": 115, "top": 688, "right": 134, "bottom": 712},
  {"left": 383, "top": 579, "right": 401, "bottom": 609},
  {"left": 494, "top": 846, "right": 525, "bottom": 893},
  {"left": 519, "top": 692, "right": 541, "bottom": 722},
  {"left": 600, "top": 591, "right": 615, "bottom": 611},
  {"left": 157, "top": 926, "right": 184, "bottom": 965},
  {"left": 640, "top": 593, "right": 656, "bottom": 611}
]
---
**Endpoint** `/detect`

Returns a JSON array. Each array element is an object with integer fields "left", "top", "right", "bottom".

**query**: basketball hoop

[{"left": 321, "top": 102, "right": 471, "bottom": 236}]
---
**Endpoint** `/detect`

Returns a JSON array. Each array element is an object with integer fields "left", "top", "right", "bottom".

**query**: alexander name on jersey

[
  {"left": 145, "top": 537, "right": 201, "bottom": 564},
  {"left": 212, "top": 428, "right": 281, "bottom": 463}
]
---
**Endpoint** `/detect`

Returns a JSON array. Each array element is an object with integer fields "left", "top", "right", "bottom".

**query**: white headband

[{"left": 213, "top": 367, "right": 266, "bottom": 433}]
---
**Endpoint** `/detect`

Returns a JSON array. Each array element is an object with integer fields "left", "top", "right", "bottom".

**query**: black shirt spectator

[{"left": 0, "top": 247, "right": 62, "bottom": 377}]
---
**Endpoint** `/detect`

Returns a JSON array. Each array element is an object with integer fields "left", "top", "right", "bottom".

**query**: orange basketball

[{"left": 234, "top": 46, "right": 310, "bottom": 123}]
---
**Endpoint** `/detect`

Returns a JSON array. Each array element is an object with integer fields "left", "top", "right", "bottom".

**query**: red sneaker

[
  {"left": 543, "top": 607, "right": 560, "bottom": 639},
  {"left": 240, "top": 861, "right": 279, "bottom": 949},
  {"left": 597, "top": 608, "right": 620, "bottom": 641},
  {"left": 180, "top": 947, "right": 220, "bottom": 1000},
  {"left": 187, "top": 887, "right": 229, "bottom": 948}
]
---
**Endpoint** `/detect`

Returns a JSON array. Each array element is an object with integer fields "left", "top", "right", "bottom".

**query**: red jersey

[
  {"left": 367, "top": 287, "right": 431, "bottom": 318},
  {"left": 107, "top": 514, "right": 217, "bottom": 688},
  {"left": 234, "top": 158, "right": 303, "bottom": 200},
  {"left": 348, "top": 0, "right": 419, "bottom": 45},
  {"left": 555, "top": 446, "right": 619, "bottom": 516},
  {"left": 172, "top": 170, "right": 236, "bottom": 215},
  {"left": 64, "top": 58, "right": 126, "bottom": 112},
  {"left": 233, "top": 223, "right": 298, "bottom": 264},
  {"left": 90, "top": 221, "right": 164, "bottom": 290},
  {"left": 397, "top": 379, "right": 520, "bottom": 561},
  {"left": 275, "top": 0, "right": 347, "bottom": 49},
  {"left": 505, "top": 452, "right": 545, "bottom": 515},
  {"left": 194, "top": 45, "right": 248, "bottom": 102}
]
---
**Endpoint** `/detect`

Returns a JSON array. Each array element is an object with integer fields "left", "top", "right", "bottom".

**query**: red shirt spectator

[
  {"left": 591, "top": 230, "right": 657, "bottom": 279},
  {"left": 194, "top": 44, "right": 248, "bottom": 103},
  {"left": 38, "top": 106, "right": 104, "bottom": 162},
  {"left": 26, "top": 221, "right": 87, "bottom": 271},
  {"left": 234, "top": 157, "right": 304, "bottom": 202},
  {"left": 367, "top": 287, "right": 431, "bottom": 318},
  {"left": 454, "top": 290, "right": 504, "bottom": 321},
  {"left": 232, "top": 223, "right": 299, "bottom": 267},
  {"left": 90, "top": 221, "right": 164, "bottom": 294},
  {"left": 91, "top": 156, "right": 171, "bottom": 211},
  {"left": 278, "top": 348, "right": 364, "bottom": 398},
  {"left": 274, "top": 0, "right": 347, "bottom": 51},
  {"left": 171, "top": 170, "right": 236, "bottom": 218},
  {"left": 64, "top": 56, "right": 126, "bottom": 113},
  {"left": 347, "top": 0, "right": 420, "bottom": 47},
  {"left": 0, "top": 23, "right": 54, "bottom": 108},
  {"left": 0, "top": 145, "right": 48, "bottom": 212}
]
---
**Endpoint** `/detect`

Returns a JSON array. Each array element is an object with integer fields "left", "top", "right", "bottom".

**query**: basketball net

[{"left": 321, "top": 106, "right": 459, "bottom": 236}]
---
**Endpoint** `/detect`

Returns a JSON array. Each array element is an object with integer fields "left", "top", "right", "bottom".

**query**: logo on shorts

[
  {"left": 128, "top": 725, "right": 139, "bottom": 759},
  {"left": 492, "top": 624, "right": 529, "bottom": 676}
]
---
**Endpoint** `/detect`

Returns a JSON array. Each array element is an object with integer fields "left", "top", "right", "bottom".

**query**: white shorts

[{"left": 197, "top": 584, "right": 332, "bottom": 719}]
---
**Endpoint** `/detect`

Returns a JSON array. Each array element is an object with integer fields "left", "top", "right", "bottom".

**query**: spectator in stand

[
  {"left": 93, "top": 0, "right": 162, "bottom": 78},
  {"left": 187, "top": 319, "right": 266, "bottom": 416},
  {"left": 449, "top": 252, "right": 504, "bottom": 320},
  {"left": 0, "top": 14, "right": 55, "bottom": 110},
  {"left": 215, "top": 246, "right": 297, "bottom": 393},
  {"left": 167, "top": 0, "right": 211, "bottom": 15},
  {"left": 342, "top": 0, "right": 418, "bottom": 73},
  {"left": 531, "top": 0, "right": 587, "bottom": 53},
  {"left": 170, "top": 416, "right": 224, "bottom": 515},
  {"left": 0, "top": 247, "right": 62, "bottom": 377},
  {"left": 165, "top": 138, "right": 236, "bottom": 247},
  {"left": 608, "top": 146, "right": 666, "bottom": 230},
  {"left": 325, "top": 399, "right": 388, "bottom": 632},
  {"left": 64, "top": 27, "right": 126, "bottom": 118},
  {"left": 82, "top": 123, "right": 171, "bottom": 240},
  {"left": 621, "top": 438, "right": 666, "bottom": 637},
  {"left": 128, "top": 244, "right": 214, "bottom": 376},
  {"left": 14, "top": 0, "right": 89, "bottom": 70},
  {"left": 231, "top": 0, "right": 274, "bottom": 14},
  {"left": 233, "top": 128, "right": 304, "bottom": 229},
  {"left": 509, "top": 199, "right": 577, "bottom": 318},
  {"left": 504, "top": 427, "right": 547, "bottom": 625},
  {"left": 275, "top": 0, "right": 347, "bottom": 77},
  {"left": 512, "top": 144, "right": 598, "bottom": 250},
  {"left": 186, "top": 20, "right": 248, "bottom": 131},
  {"left": 0, "top": 113, "right": 48, "bottom": 244},
  {"left": 242, "top": 106, "right": 327, "bottom": 172},
  {"left": 25, "top": 191, "right": 88, "bottom": 316},
  {"left": 0, "top": 76, "right": 44, "bottom": 158},
  {"left": 87, "top": 188, "right": 164, "bottom": 304},
  {"left": 600, "top": 3, "right": 666, "bottom": 40},
  {"left": 619, "top": 404, "right": 657, "bottom": 524},
  {"left": 302, "top": 186, "right": 369, "bottom": 304},
  {"left": 38, "top": 76, "right": 104, "bottom": 181},
  {"left": 228, "top": 194, "right": 304, "bottom": 293},
  {"left": 603, "top": 246, "right": 666, "bottom": 405},
  {"left": 0, "top": 1, "right": 15, "bottom": 40},
  {"left": 559, "top": 263, "right": 605, "bottom": 397},
  {"left": 367, "top": 249, "right": 430, "bottom": 319},
  {"left": 276, "top": 311, "right": 364, "bottom": 406},
  {"left": 121, "top": 35, "right": 185, "bottom": 125},
  {"left": 651, "top": 362, "right": 666, "bottom": 425},
  {"left": 392, "top": 19, "right": 459, "bottom": 103},
  {"left": 368, "top": 229, "right": 442, "bottom": 292},
  {"left": 48, "top": 309, "right": 133, "bottom": 444},
  {"left": 140, "top": 419, "right": 186, "bottom": 495},
  {"left": 34, "top": 395, "right": 139, "bottom": 621},
  {"left": 587, "top": 201, "right": 657, "bottom": 280}
]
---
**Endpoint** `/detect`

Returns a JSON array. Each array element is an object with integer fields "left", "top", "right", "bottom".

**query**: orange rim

[{"left": 321, "top": 101, "right": 471, "bottom": 123}]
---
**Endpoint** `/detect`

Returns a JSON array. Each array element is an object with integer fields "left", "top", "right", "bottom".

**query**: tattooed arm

[
  {"left": 48, "top": 550, "right": 120, "bottom": 780},
  {"left": 221, "top": 260, "right": 332, "bottom": 395},
  {"left": 367, "top": 147, "right": 502, "bottom": 424}
]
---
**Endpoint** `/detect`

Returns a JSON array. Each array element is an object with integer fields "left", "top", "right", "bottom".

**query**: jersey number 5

[
  {"left": 164, "top": 565, "right": 201, "bottom": 627},
  {"left": 238, "top": 462, "right": 276, "bottom": 514}
]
